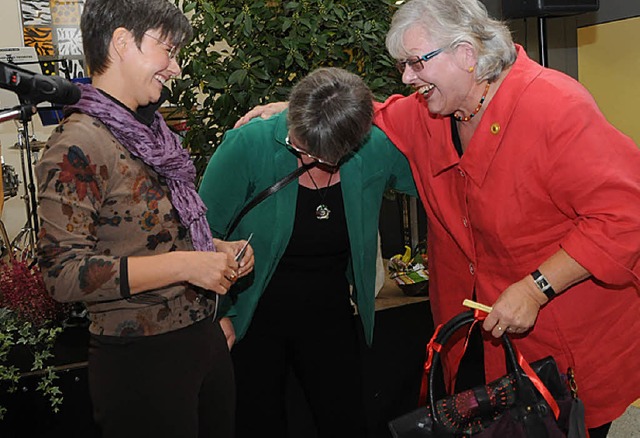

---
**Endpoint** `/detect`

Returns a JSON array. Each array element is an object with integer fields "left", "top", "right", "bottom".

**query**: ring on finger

[{"left": 497, "top": 326, "right": 503, "bottom": 331}]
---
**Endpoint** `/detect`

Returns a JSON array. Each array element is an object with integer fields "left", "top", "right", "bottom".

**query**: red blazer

[{"left": 374, "top": 45, "right": 640, "bottom": 428}]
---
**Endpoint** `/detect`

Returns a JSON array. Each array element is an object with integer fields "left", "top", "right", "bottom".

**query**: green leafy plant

[
  {"left": 170, "top": 0, "right": 410, "bottom": 182},
  {"left": 0, "top": 234, "right": 68, "bottom": 420},
  {"left": 0, "top": 308, "right": 64, "bottom": 420}
]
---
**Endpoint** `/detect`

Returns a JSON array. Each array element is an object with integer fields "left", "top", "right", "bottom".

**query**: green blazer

[{"left": 199, "top": 112, "right": 417, "bottom": 345}]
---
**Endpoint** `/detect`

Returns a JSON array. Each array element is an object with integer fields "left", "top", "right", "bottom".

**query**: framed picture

[{"left": 18, "top": 0, "right": 87, "bottom": 80}]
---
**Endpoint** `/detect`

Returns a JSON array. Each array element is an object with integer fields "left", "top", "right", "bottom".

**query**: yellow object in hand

[{"left": 462, "top": 299, "right": 493, "bottom": 314}]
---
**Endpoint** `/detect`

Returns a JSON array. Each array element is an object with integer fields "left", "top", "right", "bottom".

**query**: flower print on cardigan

[{"left": 57, "top": 145, "right": 103, "bottom": 203}]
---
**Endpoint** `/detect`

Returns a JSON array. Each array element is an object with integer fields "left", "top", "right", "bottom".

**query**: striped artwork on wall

[{"left": 18, "top": 0, "right": 86, "bottom": 80}]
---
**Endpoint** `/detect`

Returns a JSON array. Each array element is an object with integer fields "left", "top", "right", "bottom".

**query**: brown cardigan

[{"left": 36, "top": 112, "right": 215, "bottom": 336}]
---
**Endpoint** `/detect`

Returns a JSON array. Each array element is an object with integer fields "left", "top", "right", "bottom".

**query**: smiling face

[
  {"left": 399, "top": 26, "right": 477, "bottom": 117},
  {"left": 110, "top": 28, "right": 181, "bottom": 111}
]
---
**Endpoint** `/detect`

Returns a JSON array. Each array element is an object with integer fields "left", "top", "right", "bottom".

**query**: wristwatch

[{"left": 531, "top": 269, "right": 557, "bottom": 301}]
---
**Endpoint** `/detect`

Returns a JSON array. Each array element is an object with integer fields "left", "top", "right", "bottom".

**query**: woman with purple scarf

[{"left": 35, "top": 1, "right": 253, "bottom": 437}]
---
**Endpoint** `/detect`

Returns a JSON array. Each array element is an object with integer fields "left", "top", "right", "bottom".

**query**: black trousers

[
  {"left": 88, "top": 317, "right": 235, "bottom": 438},
  {"left": 232, "top": 304, "right": 367, "bottom": 438}
]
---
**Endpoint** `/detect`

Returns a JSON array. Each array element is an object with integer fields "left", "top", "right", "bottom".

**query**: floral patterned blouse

[{"left": 36, "top": 112, "right": 215, "bottom": 337}]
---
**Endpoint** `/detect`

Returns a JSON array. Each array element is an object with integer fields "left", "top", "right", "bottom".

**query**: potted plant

[{"left": 0, "top": 222, "right": 67, "bottom": 420}]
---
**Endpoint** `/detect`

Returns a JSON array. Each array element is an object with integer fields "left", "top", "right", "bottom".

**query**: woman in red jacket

[{"left": 379, "top": 0, "right": 640, "bottom": 436}]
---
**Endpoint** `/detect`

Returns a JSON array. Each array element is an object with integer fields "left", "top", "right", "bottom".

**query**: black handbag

[{"left": 388, "top": 311, "right": 587, "bottom": 438}]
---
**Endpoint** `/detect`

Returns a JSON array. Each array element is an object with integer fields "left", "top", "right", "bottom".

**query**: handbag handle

[
  {"left": 223, "top": 161, "right": 317, "bottom": 240},
  {"left": 427, "top": 311, "right": 550, "bottom": 434}
]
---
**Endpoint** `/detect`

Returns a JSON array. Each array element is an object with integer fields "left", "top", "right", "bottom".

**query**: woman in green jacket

[{"left": 199, "top": 67, "right": 416, "bottom": 437}]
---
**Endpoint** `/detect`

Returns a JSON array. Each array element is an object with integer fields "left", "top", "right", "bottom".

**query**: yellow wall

[{"left": 577, "top": 17, "right": 640, "bottom": 145}]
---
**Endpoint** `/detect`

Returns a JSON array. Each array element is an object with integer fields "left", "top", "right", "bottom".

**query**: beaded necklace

[{"left": 454, "top": 82, "right": 490, "bottom": 122}]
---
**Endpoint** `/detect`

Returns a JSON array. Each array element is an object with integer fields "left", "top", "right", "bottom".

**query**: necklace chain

[
  {"left": 454, "top": 82, "right": 491, "bottom": 122},
  {"left": 306, "top": 169, "right": 334, "bottom": 220}
]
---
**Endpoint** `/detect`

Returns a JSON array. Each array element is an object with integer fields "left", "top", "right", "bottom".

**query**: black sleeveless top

[{"left": 260, "top": 182, "right": 351, "bottom": 314}]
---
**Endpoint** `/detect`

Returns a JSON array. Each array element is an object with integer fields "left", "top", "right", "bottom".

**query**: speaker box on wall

[{"left": 502, "top": 0, "right": 599, "bottom": 19}]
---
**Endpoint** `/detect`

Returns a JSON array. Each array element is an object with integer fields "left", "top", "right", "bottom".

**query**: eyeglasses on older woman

[{"left": 395, "top": 47, "right": 444, "bottom": 73}]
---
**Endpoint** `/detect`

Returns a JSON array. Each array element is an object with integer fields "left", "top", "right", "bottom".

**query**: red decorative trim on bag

[
  {"left": 515, "top": 345, "right": 561, "bottom": 419},
  {"left": 473, "top": 309, "right": 487, "bottom": 321},
  {"left": 419, "top": 323, "right": 443, "bottom": 406},
  {"left": 420, "top": 312, "right": 487, "bottom": 406},
  {"left": 462, "top": 316, "right": 481, "bottom": 351}
]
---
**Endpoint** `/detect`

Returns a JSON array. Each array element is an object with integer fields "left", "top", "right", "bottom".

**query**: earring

[{"left": 468, "top": 66, "right": 475, "bottom": 73}]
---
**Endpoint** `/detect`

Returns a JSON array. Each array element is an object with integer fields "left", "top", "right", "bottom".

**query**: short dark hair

[
  {"left": 287, "top": 67, "right": 374, "bottom": 165},
  {"left": 81, "top": 0, "right": 193, "bottom": 75}
]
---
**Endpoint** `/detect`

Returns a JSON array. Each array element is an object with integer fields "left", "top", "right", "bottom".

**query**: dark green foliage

[{"left": 170, "top": 0, "right": 410, "bottom": 182}]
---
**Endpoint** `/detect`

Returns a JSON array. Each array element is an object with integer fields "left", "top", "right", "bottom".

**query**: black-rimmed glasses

[
  {"left": 285, "top": 136, "right": 339, "bottom": 167},
  {"left": 395, "top": 48, "right": 444, "bottom": 74},
  {"left": 144, "top": 33, "right": 179, "bottom": 59}
]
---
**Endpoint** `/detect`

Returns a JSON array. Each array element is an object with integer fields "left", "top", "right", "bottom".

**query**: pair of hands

[{"left": 184, "top": 238, "right": 254, "bottom": 296}]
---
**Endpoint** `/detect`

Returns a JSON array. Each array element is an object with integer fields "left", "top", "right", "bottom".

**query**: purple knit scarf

[{"left": 67, "top": 83, "right": 214, "bottom": 252}]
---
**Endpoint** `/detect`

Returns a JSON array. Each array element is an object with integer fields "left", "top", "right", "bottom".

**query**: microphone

[
  {"left": 0, "top": 60, "right": 81, "bottom": 106},
  {"left": 28, "top": 73, "right": 81, "bottom": 106}
]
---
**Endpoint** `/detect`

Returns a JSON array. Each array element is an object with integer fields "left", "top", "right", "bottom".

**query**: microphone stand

[{"left": 0, "top": 103, "right": 39, "bottom": 259}]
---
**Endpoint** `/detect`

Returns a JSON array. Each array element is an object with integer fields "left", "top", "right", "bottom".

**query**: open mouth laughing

[{"left": 418, "top": 83, "right": 435, "bottom": 96}]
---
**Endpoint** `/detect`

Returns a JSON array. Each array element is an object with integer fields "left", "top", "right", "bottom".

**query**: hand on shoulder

[{"left": 234, "top": 102, "right": 289, "bottom": 128}]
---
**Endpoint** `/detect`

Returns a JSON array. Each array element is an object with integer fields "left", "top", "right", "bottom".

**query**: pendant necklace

[{"left": 306, "top": 169, "right": 334, "bottom": 220}]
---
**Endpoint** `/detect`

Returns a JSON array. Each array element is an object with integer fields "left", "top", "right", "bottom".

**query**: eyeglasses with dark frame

[
  {"left": 395, "top": 48, "right": 444, "bottom": 74},
  {"left": 144, "top": 33, "right": 179, "bottom": 60},
  {"left": 285, "top": 136, "right": 340, "bottom": 167}
]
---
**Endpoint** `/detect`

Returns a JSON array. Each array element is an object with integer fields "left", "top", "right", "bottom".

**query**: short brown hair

[
  {"left": 81, "top": 0, "right": 192, "bottom": 75},
  {"left": 287, "top": 67, "right": 374, "bottom": 165}
]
